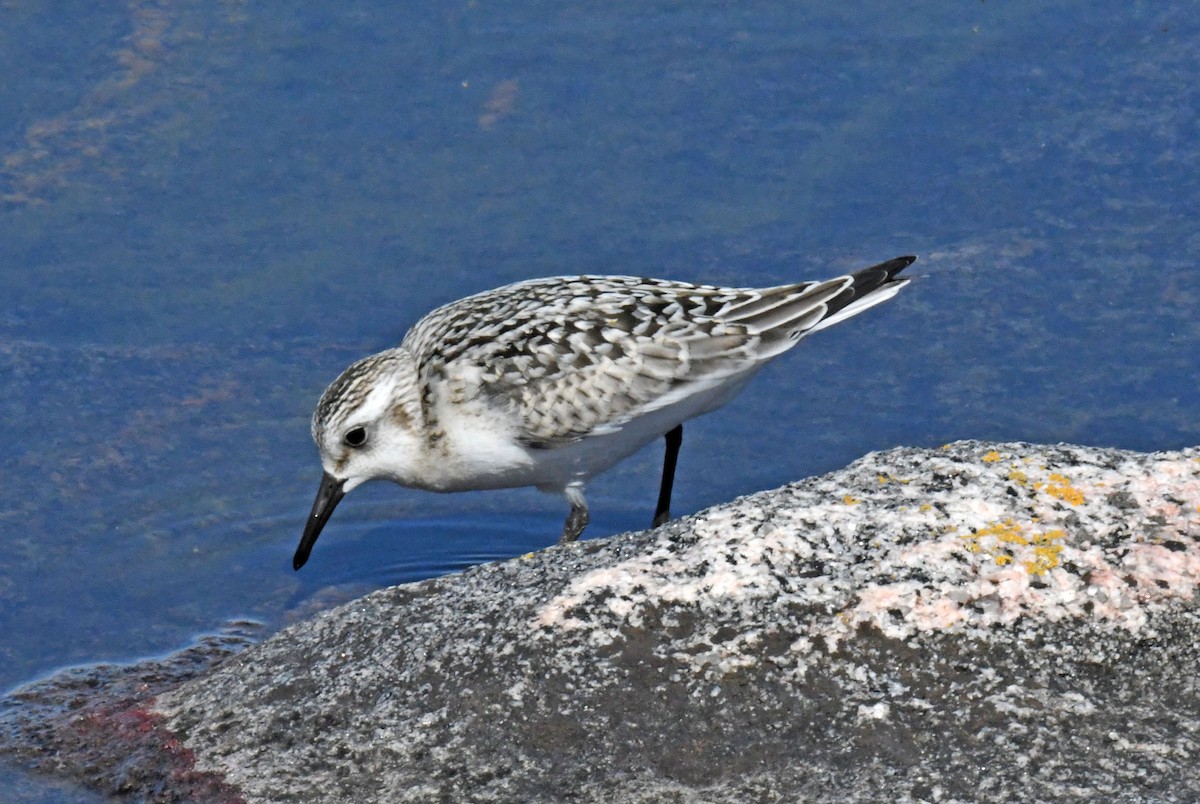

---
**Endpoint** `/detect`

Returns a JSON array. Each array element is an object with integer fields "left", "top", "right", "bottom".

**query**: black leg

[
  {"left": 653, "top": 424, "right": 683, "bottom": 527},
  {"left": 560, "top": 484, "right": 590, "bottom": 543}
]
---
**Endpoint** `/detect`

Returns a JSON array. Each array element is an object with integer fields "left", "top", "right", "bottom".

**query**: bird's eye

[{"left": 344, "top": 426, "right": 368, "bottom": 448}]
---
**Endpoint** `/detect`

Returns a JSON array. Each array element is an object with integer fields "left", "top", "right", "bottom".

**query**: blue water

[{"left": 2, "top": 0, "right": 1199, "bottom": 796}]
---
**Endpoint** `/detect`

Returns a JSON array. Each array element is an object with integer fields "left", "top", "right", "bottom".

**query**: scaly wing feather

[{"left": 403, "top": 257, "right": 913, "bottom": 446}]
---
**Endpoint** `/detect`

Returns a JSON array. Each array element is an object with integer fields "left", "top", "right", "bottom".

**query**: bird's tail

[
  {"left": 807, "top": 255, "right": 915, "bottom": 333},
  {"left": 721, "top": 255, "right": 915, "bottom": 359}
]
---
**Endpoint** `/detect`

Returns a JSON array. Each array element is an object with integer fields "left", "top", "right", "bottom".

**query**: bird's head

[{"left": 293, "top": 348, "right": 421, "bottom": 570}]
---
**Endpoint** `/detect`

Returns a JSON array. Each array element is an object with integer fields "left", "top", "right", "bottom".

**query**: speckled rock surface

[{"left": 141, "top": 441, "right": 1200, "bottom": 802}]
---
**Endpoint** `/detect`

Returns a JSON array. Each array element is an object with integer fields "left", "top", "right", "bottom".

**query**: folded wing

[{"left": 407, "top": 256, "right": 913, "bottom": 447}]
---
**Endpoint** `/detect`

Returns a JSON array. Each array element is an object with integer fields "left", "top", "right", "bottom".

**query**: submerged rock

[{"left": 7, "top": 441, "right": 1200, "bottom": 800}]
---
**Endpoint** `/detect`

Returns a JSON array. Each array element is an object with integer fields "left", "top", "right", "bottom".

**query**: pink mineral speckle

[
  {"left": 1126, "top": 543, "right": 1200, "bottom": 599},
  {"left": 534, "top": 442, "right": 1200, "bottom": 673}
]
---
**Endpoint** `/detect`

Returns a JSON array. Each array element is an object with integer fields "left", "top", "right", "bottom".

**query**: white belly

[{"left": 416, "top": 369, "right": 759, "bottom": 493}]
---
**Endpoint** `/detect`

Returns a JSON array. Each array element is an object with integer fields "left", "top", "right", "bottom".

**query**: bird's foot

[{"left": 560, "top": 484, "right": 589, "bottom": 543}]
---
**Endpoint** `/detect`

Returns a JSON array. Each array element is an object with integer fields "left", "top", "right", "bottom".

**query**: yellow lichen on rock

[
  {"left": 1044, "top": 473, "right": 1084, "bottom": 505},
  {"left": 1024, "top": 529, "right": 1067, "bottom": 575},
  {"left": 961, "top": 519, "right": 1068, "bottom": 575}
]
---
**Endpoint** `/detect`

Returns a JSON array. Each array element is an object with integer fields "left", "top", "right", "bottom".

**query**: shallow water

[{"left": 2, "top": 0, "right": 1199, "bottom": 795}]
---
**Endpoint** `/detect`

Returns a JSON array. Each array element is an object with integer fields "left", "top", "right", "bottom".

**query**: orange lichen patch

[
  {"left": 919, "top": 504, "right": 933, "bottom": 512},
  {"left": 1043, "top": 473, "right": 1084, "bottom": 505},
  {"left": 1024, "top": 529, "right": 1067, "bottom": 575},
  {"left": 876, "top": 473, "right": 911, "bottom": 485},
  {"left": 1007, "top": 469, "right": 1029, "bottom": 486},
  {"left": 961, "top": 519, "right": 1023, "bottom": 554},
  {"left": 982, "top": 450, "right": 1002, "bottom": 463},
  {"left": 842, "top": 495, "right": 861, "bottom": 505},
  {"left": 961, "top": 519, "right": 1068, "bottom": 576}
]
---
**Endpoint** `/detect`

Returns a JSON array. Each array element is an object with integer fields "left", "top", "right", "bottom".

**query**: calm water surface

[{"left": 2, "top": 0, "right": 1199, "bottom": 797}]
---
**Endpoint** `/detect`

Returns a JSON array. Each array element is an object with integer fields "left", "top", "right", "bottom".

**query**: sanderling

[{"left": 293, "top": 255, "right": 915, "bottom": 569}]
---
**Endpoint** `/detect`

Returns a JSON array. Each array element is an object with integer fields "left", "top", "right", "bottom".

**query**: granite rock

[{"left": 153, "top": 440, "right": 1200, "bottom": 802}]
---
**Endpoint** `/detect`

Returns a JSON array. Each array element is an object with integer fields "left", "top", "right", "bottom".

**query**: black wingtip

[
  {"left": 847, "top": 255, "right": 917, "bottom": 293},
  {"left": 882, "top": 255, "right": 917, "bottom": 278}
]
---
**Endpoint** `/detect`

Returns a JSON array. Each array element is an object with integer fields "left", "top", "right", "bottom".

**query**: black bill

[{"left": 293, "top": 471, "right": 346, "bottom": 570}]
